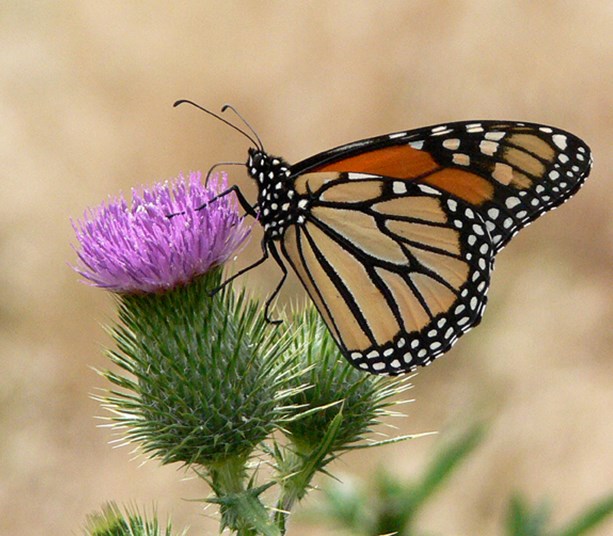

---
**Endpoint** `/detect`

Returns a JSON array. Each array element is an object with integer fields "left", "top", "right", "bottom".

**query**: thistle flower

[
  {"left": 72, "top": 171, "right": 299, "bottom": 470},
  {"left": 72, "top": 172, "right": 250, "bottom": 293}
]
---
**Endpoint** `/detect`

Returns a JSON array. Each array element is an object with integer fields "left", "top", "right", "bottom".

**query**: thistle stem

[
  {"left": 273, "top": 435, "right": 337, "bottom": 535},
  {"left": 209, "top": 457, "right": 281, "bottom": 536}
]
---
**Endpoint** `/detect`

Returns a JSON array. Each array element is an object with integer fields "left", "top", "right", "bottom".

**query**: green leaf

[
  {"left": 308, "top": 477, "right": 370, "bottom": 535},
  {"left": 557, "top": 493, "right": 613, "bottom": 536},
  {"left": 309, "top": 425, "right": 486, "bottom": 536},
  {"left": 505, "top": 494, "right": 550, "bottom": 536},
  {"left": 410, "top": 423, "right": 485, "bottom": 509}
]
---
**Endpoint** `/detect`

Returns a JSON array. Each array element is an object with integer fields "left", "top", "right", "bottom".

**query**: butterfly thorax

[{"left": 247, "top": 148, "right": 298, "bottom": 240}]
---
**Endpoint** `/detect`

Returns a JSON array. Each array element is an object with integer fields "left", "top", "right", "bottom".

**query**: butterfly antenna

[
  {"left": 221, "top": 104, "right": 265, "bottom": 151},
  {"left": 174, "top": 99, "right": 261, "bottom": 149},
  {"left": 203, "top": 161, "right": 244, "bottom": 186}
]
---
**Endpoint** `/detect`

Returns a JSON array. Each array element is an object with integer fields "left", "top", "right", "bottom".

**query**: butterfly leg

[
  {"left": 208, "top": 241, "right": 270, "bottom": 296},
  {"left": 209, "top": 240, "right": 287, "bottom": 325},
  {"left": 263, "top": 243, "right": 288, "bottom": 325},
  {"left": 168, "top": 184, "right": 258, "bottom": 219},
  {"left": 199, "top": 184, "right": 258, "bottom": 217}
]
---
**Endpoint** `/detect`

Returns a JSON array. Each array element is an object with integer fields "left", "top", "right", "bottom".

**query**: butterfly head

[{"left": 246, "top": 148, "right": 291, "bottom": 183}]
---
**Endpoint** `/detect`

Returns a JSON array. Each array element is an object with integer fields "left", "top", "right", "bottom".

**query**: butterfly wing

[
  {"left": 282, "top": 121, "right": 591, "bottom": 374},
  {"left": 280, "top": 174, "right": 493, "bottom": 374},
  {"left": 293, "top": 120, "right": 592, "bottom": 252}
]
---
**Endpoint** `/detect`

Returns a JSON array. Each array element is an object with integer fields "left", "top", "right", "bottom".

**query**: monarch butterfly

[{"left": 175, "top": 100, "right": 592, "bottom": 375}]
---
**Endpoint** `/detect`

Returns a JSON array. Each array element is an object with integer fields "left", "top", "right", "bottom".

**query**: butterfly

[{"left": 175, "top": 100, "right": 592, "bottom": 375}]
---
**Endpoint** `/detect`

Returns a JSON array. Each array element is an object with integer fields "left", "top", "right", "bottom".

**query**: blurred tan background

[{"left": 0, "top": 1, "right": 611, "bottom": 535}]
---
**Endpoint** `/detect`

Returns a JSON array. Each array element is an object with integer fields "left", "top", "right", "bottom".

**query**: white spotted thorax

[{"left": 247, "top": 147, "right": 301, "bottom": 239}]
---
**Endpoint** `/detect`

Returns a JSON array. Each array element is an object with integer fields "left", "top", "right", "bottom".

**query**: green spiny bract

[
  {"left": 100, "top": 269, "right": 300, "bottom": 467},
  {"left": 83, "top": 502, "right": 182, "bottom": 536}
]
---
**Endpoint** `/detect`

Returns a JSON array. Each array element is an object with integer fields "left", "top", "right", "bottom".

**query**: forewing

[{"left": 296, "top": 120, "right": 592, "bottom": 253}]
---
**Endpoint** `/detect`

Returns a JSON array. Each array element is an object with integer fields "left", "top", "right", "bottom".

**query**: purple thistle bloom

[{"left": 72, "top": 172, "right": 251, "bottom": 294}]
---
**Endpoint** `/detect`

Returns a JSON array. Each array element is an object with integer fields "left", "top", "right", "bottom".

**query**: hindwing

[{"left": 281, "top": 173, "right": 494, "bottom": 374}]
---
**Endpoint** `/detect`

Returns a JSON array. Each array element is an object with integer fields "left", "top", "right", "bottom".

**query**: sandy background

[{"left": 1, "top": 2, "right": 611, "bottom": 535}]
